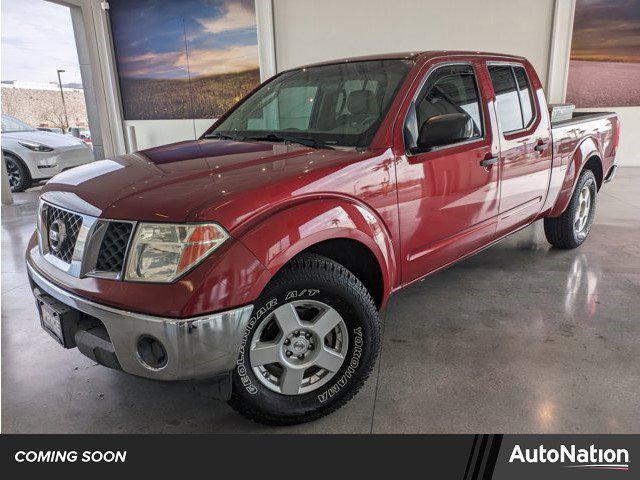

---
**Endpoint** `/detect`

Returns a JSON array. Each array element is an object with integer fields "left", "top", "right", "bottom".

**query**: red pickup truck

[{"left": 27, "top": 51, "right": 619, "bottom": 425}]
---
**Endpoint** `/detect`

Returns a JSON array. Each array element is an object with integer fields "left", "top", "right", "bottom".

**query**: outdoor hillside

[
  {"left": 119, "top": 68, "right": 260, "bottom": 120},
  {"left": 1, "top": 85, "right": 88, "bottom": 129}
]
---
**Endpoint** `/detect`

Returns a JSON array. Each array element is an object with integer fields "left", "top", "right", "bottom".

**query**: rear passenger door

[{"left": 487, "top": 63, "right": 552, "bottom": 231}]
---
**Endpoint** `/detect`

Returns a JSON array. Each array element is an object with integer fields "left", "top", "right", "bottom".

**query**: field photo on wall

[
  {"left": 566, "top": 0, "right": 640, "bottom": 108},
  {"left": 109, "top": 0, "right": 260, "bottom": 120}
]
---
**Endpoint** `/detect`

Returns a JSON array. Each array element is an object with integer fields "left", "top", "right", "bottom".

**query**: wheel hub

[{"left": 282, "top": 329, "right": 317, "bottom": 361}]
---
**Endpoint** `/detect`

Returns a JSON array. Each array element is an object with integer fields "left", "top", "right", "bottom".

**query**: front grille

[
  {"left": 42, "top": 204, "right": 83, "bottom": 263},
  {"left": 95, "top": 222, "right": 134, "bottom": 273}
]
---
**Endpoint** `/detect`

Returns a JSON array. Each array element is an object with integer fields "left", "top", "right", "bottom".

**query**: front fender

[
  {"left": 235, "top": 197, "right": 397, "bottom": 307},
  {"left": 548, "top": 136, "right": 602, "bottom": 217}
]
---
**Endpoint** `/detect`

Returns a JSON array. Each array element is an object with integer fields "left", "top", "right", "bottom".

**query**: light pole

[{"left": 56, "top": 69, "right": 69, "bottom": 132}]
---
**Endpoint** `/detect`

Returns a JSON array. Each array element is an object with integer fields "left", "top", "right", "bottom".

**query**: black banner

[{"left": 1, "top": 434, "right": 637, "bottom": 478}]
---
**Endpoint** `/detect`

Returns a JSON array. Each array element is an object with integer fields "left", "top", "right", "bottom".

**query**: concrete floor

[{"left": 2, "top": 169, "right": 639, "bottom": 433}]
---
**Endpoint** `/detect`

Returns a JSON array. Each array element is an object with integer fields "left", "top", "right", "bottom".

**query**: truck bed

[
  {"left": 544, "top": 110, "right": 619, "bottom": 215},
  {"left": 551, "top": 111, "right": 617, "bottom": 128}
]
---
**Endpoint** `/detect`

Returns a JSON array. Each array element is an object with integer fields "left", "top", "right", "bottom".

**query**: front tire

[
  {"left": 4, "top": 153, "right": 31, "bottom": 192},
  {"left": 229, "top": 253, "right": 381, "bottom": 425},
  {"left": 544, "top": 169, "right": 597, "bottom": 249}
]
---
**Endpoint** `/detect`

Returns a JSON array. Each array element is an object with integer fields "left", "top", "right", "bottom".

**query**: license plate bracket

[{"left": 35, "top": 291, "right": 80, "bottom": 348}]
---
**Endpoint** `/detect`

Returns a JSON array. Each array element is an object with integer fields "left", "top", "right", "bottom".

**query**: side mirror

[{"left": 416, "top": 113, "right": 475, "bottom": 151}]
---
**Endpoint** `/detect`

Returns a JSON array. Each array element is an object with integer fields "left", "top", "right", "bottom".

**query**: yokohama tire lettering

[{"left": 317, "top": 326, "right": 363, "bottom": 403}]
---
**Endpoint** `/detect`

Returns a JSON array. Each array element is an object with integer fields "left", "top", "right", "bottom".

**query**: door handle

[
  {"left": 534, "top": 140, "right": 549, "bottom": 152},
  {"left": 480, "top": 156, "right": 499, "bottom": 167}
]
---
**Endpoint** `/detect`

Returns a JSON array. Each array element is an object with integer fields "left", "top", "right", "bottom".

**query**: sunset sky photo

[
  {"left": 566, "top": 0, "right": 640, "bottom": 107},
  {"left": 110, "top": 0, "right": 260, "bottom": 119}
]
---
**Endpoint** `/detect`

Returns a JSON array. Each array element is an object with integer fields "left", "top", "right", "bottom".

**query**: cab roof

[{"left": 296, "top": 50, "right": 527, "bottom": 70}]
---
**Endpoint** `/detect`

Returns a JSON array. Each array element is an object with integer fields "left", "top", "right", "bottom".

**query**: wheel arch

[
  {"left": 296, "top": 238, "right": 384, "bottom": 309},
  {"left": 582, "top": 155, "right": 603, "bottom": 190},
  {"left": 236, "top": 197, "right": 397, "bottom": 310},
  {"left": 2, "top": 148, "right": 33, "bottom": 190},
  {"left": 2, "top": 148, "right": 26, "bottom": 168},
  {"left": 547, "top": 136, "right": 603, "bottom": 217}
]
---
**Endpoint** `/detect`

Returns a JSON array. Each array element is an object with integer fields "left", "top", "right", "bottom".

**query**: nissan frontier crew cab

[{"left": 26, "top": 51, "right": 620, "bottom": 425}]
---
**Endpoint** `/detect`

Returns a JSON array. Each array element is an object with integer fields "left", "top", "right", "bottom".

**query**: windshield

[
  {"left": 209, "top": 59, "right": 412, "bottom": 148},
  {"left": 1, "top": 115, "right": 36, "bottom": 133}
]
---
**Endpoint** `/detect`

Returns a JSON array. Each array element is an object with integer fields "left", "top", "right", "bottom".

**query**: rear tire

[
  {"left": 228, "top": 253, "right": 381, "bottom": 425},
  {"left": 544, "top": 169, "right": 597, "bottom": 249},
  {"left": 4, "top": 153, "right": 31, "bottom": 192}
]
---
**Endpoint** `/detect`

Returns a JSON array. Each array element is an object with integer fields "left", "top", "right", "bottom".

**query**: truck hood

[{"left": 42, "top": 139, "right": 365, "bottom": 230}]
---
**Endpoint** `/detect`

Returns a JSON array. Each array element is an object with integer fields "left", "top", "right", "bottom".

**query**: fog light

[{"left": 136, "top": 335, "right": 167, "bottom": 369}]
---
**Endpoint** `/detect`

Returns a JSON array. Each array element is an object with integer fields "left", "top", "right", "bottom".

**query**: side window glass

[
  {"left": 513, "top": 66, "right": 535, "bottom": 127},
  {"left": 405, "top": 64, "right": 483, "bottom": 150},
  {"left": 488, "top": 65, "right": 523, "bottom": 132}
]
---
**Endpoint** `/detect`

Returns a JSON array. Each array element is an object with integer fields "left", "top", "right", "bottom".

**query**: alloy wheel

[
  {"left": 249, "top": 299, "right": 349, "bottom": 395},
  {"left": 574, "top": 182, "right": 592, "bottom": 235}
]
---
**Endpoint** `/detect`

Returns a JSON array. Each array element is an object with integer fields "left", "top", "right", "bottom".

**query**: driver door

[{"left": 395, "top": 61, "right": 501, "bottom": 283}]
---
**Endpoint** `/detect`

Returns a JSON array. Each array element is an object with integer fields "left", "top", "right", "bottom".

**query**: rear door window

[
  {"left": 488, "top": 64, "right": 537, "bottom": 133},
  {"left": 488, "top": 65, "right": 523, "bottom": 132},
  {"left": 513, "top": 66, "right": 535, "bottom": 127}
]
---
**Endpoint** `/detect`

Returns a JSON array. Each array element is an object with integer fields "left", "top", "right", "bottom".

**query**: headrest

[{"left": 347, "top": 90, "right": 377, "bottom": 115}]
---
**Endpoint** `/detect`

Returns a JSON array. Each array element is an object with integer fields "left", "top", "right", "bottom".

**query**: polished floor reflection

[{"left": 2, "top": 168, "right": 639, "bottom": 433}]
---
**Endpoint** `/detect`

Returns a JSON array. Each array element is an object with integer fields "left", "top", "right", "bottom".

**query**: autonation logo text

[{"left": 509, "top": 444, "right": 630, "bottom": 471}]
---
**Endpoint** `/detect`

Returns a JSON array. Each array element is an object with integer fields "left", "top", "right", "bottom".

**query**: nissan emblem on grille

[
  {"left": 42, "top": 203, "right": 83, "bottom": 264},
  {"left": 48, "top": 219, "right": 67, "bottom": 253}
]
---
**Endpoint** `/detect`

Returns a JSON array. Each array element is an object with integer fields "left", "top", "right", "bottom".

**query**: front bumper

[
  {"left": 27, "top": 262, "right": 253, "bottom": 381},
  {"left": 26, "top": 146, "right": 94, "bottom": 180}
]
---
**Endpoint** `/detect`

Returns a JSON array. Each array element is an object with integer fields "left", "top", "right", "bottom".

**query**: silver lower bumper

[{"left": 27, "top": 263, "right": 253, "bottom": 381}]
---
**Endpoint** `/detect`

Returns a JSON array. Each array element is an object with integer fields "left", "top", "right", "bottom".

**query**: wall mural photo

[
  {"left": 110, "top": 0, "right": 260, "bottom": 120},
  {"left": 566, "top": 0, "right": 640, "bottom": 107}
]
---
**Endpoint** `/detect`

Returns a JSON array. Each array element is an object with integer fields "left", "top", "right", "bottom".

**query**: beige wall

[
  {"left": 272, "top": 0, "right": 555, "bottom": 84},
  {"left": 577, "top": 107, "right": 640, "bottom": 167},
  {"left": 272, "top": 0, "right": 637, "bottom": 166}
]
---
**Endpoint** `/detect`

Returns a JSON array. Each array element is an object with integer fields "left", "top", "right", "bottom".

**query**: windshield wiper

[
  {"left": 204, "top": 132, "right": 246, "bottom": 141},
  {"left": 246, "top": 133, "right": 335, "bottom": 150}
]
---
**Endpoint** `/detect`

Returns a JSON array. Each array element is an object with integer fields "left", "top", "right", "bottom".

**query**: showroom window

[
  {"left": 404, "top": 64, "right": 483, "bottom": 150},
  {"left": 488, "top": 64, "right": 536, "bottom": 133}
]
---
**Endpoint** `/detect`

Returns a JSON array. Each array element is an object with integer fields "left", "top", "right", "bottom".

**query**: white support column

[
  {"left": 255, "top": 0, "right": 277, "bottom": 80},
  {"left": 51, "top": 0, "right": 127, "bottom": 157},
  {"left": 87, "top": 0, "right": 127, "bottom": 156},
  {"left": 546, "top": 0, "right": 577, "bottom": 104}
]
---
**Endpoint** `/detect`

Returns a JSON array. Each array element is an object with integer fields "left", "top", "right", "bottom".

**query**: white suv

[{"left": 2, "top": 114, "right": 94, "bottom": 192}]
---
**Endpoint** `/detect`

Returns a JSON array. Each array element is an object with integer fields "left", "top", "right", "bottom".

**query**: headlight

[
  {"left": 18, "top": 141, "right": 54, "bottom": 152},
  {"left": 124, "top": 223, "right": 229, "bottom": 283}
]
